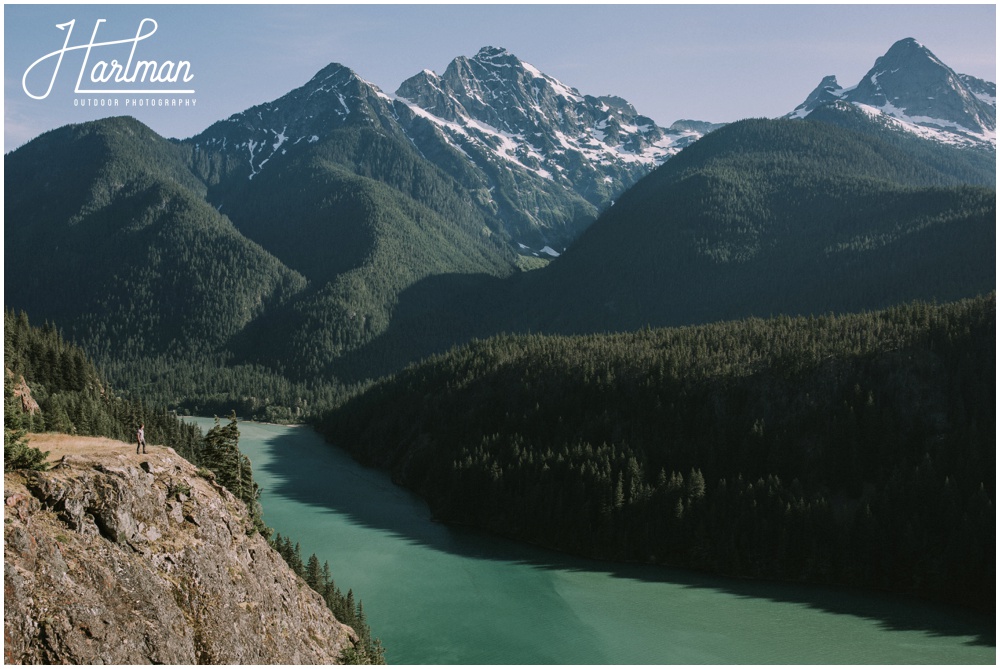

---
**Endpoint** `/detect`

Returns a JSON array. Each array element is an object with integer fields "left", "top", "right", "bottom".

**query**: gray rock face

[
  {"left": 847, "top": 38, "right": 995, "bottom": 134},
  {"left": 192, "top": 62, "right": 400, "bottom": 181},
  {"left": 396, "top": 46, "right": 685, "bottom": 200},
  {"left": 4, "top": 448, "right": 359, "bottom": 664},
  {"left": 392, "top": 46, "right": 718, "bottom": 249},
  {"left": 788, "top": 75, "right": 845, "bottom": 118},
  {"left": 787, "top": 38, "right": 996, "bottom": 146},
  {"left": 190, "top": 47, "right": 719, "bottom": 252}
]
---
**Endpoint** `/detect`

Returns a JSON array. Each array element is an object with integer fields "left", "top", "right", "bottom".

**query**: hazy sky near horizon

[{"left": 4, "top": 3, "right": 996, "bottom": 152}]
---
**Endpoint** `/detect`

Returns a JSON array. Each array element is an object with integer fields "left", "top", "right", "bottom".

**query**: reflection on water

[{"left": 187, "top": 418, "right": 995, "bottom": 665}]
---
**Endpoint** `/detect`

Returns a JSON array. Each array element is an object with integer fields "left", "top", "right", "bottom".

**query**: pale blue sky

[{"left": 5, "top": 4, "right": 996, "bottom": 152}]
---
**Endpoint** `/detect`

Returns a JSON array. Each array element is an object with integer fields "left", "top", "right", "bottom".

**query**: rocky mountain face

[
  {"left": 5, "top": 369, "right": 41, "bottom": 416},
  {"left": 187, "top": 46, "right": 720, "bottom": 252},
  {"left": 191, "top": 63, "right": 404, "bottom": 182},
  {"left": 788, "top": 38, "right": 996, "bottom": 148},
  {"left": 958, "top": 73, "right": 997, "bottom": 106},
  {"left": 4, "top": 442, "right": 360, "bottom": 664},
  {"left": 393, "top": 46, "right": 716, "bottom": 246}
]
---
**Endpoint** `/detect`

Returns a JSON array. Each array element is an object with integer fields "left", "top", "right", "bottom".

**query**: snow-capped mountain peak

[
  {"left": 787, "top": 37, "right": 996, "bottom": 147},
  {"left": 190, "top": 62, "right": 399, "bottom": 179},
  {"left": 179, "top": 48, "right": 720, "bottom": 250},
  {"left": 788, "top": 75, "right": 848, "bottom": 119},
  {"left": 395, "top": 46, "right": 717, "bottom": 207}
]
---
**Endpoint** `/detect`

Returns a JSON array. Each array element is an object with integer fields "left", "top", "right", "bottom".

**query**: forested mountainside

[
  {"left": 5, "top": 115, "right": 995, "bottom": 414},
  {"left": 3, "top": 112, "right": 521, "bottom": 419},
  {"left": 4, "top": 45, "right": 715, "bottom": 416},
  {"left": 519, "top": 117, "right": 995, "bottom": 331},
  {"left": 4, "top": 118, "right": 307, "bottom": 362},
  {"left": 3, "top": 310, "right": 385, "bottom": 663},
  {"left": 803, "top": 102, "right": 996, "bottom": 186},
  {"left": 207, "top": 126, "right": 522, "bottom": 377},
  {"left": 320, "top": 295, "right": 995, "bottom": 613},
  {"left": 344, "top": 116, "right": 995, "bottom": 378}
]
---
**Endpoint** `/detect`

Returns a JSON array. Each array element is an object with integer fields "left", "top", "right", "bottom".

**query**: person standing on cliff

[{"left": 137, "top": 423, "right": 146, "bottom": 454}]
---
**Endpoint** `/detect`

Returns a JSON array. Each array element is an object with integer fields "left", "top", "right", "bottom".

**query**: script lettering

[{"left": 22, "top": 18, "right": 195, "bottom": 99}]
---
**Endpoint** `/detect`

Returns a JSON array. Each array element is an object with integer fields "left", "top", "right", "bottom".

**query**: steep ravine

[{"left": 4, "top": 436, "right": 360, "bottom": 664}]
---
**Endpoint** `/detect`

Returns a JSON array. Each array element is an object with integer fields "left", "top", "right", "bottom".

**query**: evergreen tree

[
  {"left": 202, "top": 411, "right": 268, "bottom": 536},
  {"left": 3, "top": 373, "right": 49, "bottom": 472},
  {"left": 305, "top": 553, "right": 322, "bottom": 590}
]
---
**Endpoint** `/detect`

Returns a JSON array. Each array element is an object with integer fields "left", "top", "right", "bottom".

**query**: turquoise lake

[{"left": 187, "top": 417, "right": 995, "bottom": 664}]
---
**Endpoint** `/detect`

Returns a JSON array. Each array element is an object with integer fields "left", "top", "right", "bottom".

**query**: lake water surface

[{"left": 187, "top": 418, "right": 994, "bottom": 664}]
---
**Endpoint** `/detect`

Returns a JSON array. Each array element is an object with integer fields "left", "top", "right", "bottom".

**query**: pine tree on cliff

[
  {"left": 305, "top": 553, "right": 322, "bottom": 590},
  {"left": 4, "top": 373, "right": 49, "bottom": 472},
  {"left": 202, "top": 411, "right": 268, "bottom": 536}
]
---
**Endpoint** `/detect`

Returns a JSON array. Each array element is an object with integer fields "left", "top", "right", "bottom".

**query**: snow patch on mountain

[
  {"left": 787, "top": 38, "right": 996, "bottom": 148},
  {"left": 854, "top": 102, "right": 996, "bottom": 147},
  {"left": 517, "top": 242, "right": 562, "bottom": 258},
  {"left": 395, "top": 47, "right": 718, "bottom": 197},
  {"left": 188, "top": 46, "right": 721, "bottom": 248},
  {"left": 520, "top": 60, "right": 585, "bottom": 104},
  {"left": 191, "top": 63, "right": 405, "bottom": 180},
  {"left": 971, "top": 90, "right": 996, "bottom": 106},
  {"left": 272, "top": 128, "right": 288, "bottom": 151}
]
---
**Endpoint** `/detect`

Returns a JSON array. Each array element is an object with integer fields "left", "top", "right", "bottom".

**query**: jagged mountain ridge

[
  {"left": 788, "top": 38, "right": 996, "bottom": 148},
  {"left": 189, "top": 39, "right": 995, "bottom": 253},
  {"left": 191, "top": 63, "right": 405, "bottom": 182},
  {"left": 187, "top": 46, "right": 721, "bottom": 252},
  {"left": 394, "top": 47, "right": 714, "bottom": 225}
]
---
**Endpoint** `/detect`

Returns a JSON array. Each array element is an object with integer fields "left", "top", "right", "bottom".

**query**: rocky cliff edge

[{"left": 4, "top": 435, "right": 359, "bottom": 664}]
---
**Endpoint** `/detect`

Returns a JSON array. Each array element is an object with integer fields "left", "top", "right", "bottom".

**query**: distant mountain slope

[
  {"left": 4, "top": 102, "right": 532, "bottom": 404},
  {"left": 185, "top": 65, "right": 527, "bottom": 376},
  {"left": 187, "top": 60, "right": 524, "bottom": 256},
  {"left": 201, "top": 120, "right": 518, "bottom": 286},
  {"left": 788, "top": 38, "right": 996, "bottom": 149},
  {"left": 187, "top": 50, "right": 719, "bottom": 254},
  {"left": 189, "top": 63, "right": 407, "bottom": 184},
  {"left": 516, "top": 117, "right": 995, "bottom": 333},
  {"left": 802, "top": 101, "right": 995, "bottom": 186},
  {"left": 327, "top": 115, "right": 994, "bottom": 383},
  {"left": 225, "top": 147, "right": 521, "bottom": 376},
  {"left": 4, "top": 117, "right": 307, "bottom": 361}
]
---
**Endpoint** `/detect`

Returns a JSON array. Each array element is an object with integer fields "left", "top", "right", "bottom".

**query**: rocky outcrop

[
  {"left": 4, "top": 441, "right": 359, "bottom": 664},
  {"left": 5, "top": 368, "right": 40, "bottom": 415}
]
